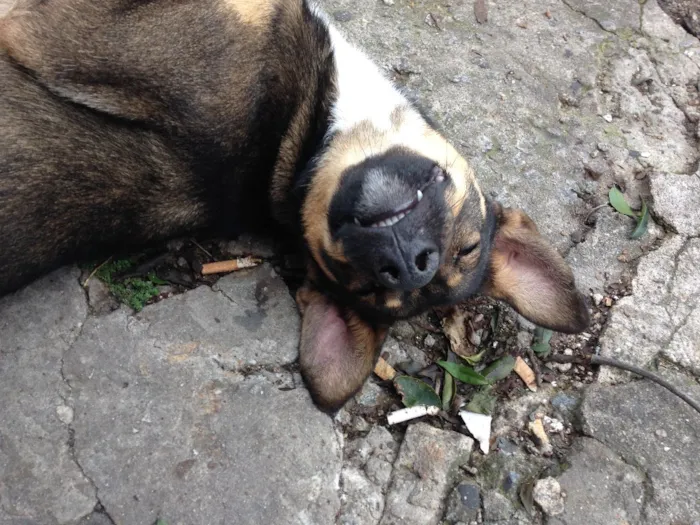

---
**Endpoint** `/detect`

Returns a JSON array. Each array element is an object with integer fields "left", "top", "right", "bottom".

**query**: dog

[{"left": 0, "top": 0, "right": 589, "bottom": 411}]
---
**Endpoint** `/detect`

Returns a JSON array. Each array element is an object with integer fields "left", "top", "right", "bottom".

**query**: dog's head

[{"left": 298, "top": 108, "right": 590, "bottom": 410}]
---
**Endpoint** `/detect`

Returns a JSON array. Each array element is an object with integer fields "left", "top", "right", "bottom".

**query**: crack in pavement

[{"left": 560, "top": 0, "right": 620, "bottom": 34}]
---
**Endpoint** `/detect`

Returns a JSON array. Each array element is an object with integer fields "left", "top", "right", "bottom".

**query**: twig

[
  {"left": 82, "top": 256, "right": 113, "bottom": 288},
  {"left": 191, "top": 239, "right": 214, "bottom": 260},
  {"left": 525, "top": 348, "right": 543, "bottom": 388},
  {"left": 585, "top": 204, "right": 608, "bottom": 224}
]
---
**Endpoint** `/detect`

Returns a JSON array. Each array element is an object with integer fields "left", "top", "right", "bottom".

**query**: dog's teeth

[
  {"left": 416, "top": 190, "right": 423, "bottom": 202},
  {"left": 354, "top": 217, "right": 361, "bottom": 226}
]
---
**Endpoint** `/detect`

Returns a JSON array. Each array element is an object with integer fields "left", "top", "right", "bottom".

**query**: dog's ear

[
  {"left": 482, "top": 206, "right": 589, "bottom": 333},
  {"left": 0, "top": 3, "right": 164, "bottom": 121},
  {"left": 296, "top": 283, "right": 389, "bottom": 412}
]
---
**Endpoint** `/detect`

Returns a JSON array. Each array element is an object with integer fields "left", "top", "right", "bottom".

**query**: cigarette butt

[
  {"left": 514, "top": 356, "right": 538, "bottom": 392},
  {"left": 374, "top": 357, "right": 397, "bottom": 381},
  {"left": 387, "top": 405, "right": 440, "bottom": 425},
  {"left": 201, "top": 257, "right": 262, "bottom": 275}
]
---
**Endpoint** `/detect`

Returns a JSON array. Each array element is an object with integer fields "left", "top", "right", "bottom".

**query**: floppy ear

[
  {"left": 0, "top": 4, "right": 164, "bottom": 120},
  {"left": 296, "top": 283, "right": 389, "bottom": 412},
  {"left": 482, "top": 206, "right": 590, "bottom": 333}
]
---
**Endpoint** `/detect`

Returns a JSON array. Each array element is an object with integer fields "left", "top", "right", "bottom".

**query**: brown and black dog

[{"left": 0, "top": 0, "right": 589, "bottom": 410}]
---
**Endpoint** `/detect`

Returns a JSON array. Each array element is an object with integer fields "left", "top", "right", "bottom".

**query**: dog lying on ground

[{"left": 0, "top": 0, "right": 589, "bottom": 410}]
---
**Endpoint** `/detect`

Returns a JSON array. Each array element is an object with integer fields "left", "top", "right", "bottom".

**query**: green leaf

[
  {"left": 461, "top": 350, "right": 486, "bottom": 366},
  {"left": 442, "top": 371, "right": 455, "bottom": 411},
  {"left": 481, "top": 355, "right": 516, "bottom": 384},
  {"left": 531, "top": 342, "right": 551, "bottom": 355},
  {"left": 630, "top": 201, "right": 650, "bottom": 240},
  {"left": 437, "top": 361, "right": 489, "bottom": 386},
  {"left": 534, "top": 326, "right": 553, "bottom": 344},
  {"left": 608, "top": 187, "right": 637, "bottom": 218},
  {"left": 394, "top": 376, "right": 441, "bottom": 408},
  {"left": 466, "top": 387, "right": 497, "bottom": 415}
]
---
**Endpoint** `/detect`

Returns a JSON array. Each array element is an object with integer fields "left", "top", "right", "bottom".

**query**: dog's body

[{"left": 0, "top": 0, "right": 589, "bottom": 410}]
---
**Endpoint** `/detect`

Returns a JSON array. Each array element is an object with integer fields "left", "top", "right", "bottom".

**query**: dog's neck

[{"left": 272, "top": 7, "right": 414, "bottom": 234}]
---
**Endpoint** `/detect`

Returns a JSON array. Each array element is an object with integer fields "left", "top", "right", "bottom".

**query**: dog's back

[
  {"left": 0, "top": 54, "right": 207, "bottom": 294},
  {"left": 0, "top": 0, "right": 331, "bottom": 295}
]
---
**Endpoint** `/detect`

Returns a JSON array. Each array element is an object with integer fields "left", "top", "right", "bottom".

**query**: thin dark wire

[
  {"left": 548, "top": 354, "right": 700, "bottom": 415},
  {"left": 590, "top": 355, "right": 700, "bottom": 415}
]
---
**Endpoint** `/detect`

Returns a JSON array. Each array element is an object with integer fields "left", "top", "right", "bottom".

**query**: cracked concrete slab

[
  {"left": 58, "top": 266, "right": 337, "bottom": 525},
  {"left": 599, "top": 236, "right": 700, "bottom": 381},
  {"left": 582, "top": 377, "right": 700, "bottom": 524},
  {"left": 380, "top": 423, "right": 473, "bottom": 525},
  {"left": 0, "top": 268, "right": 96, "bottom": 525},
  {"left": 550, "top": 437, "right": 645, "bottom": 525}
]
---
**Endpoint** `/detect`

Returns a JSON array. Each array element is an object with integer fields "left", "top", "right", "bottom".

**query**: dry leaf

[
  {"left": 442, "top": 309, "right": 477, "bottom": 358},
  {"left": 514, "top": 356, "right": 537, "bottom": 392},
  {"left": 374, "top": 357, "right": 396, "bottom": 381},
  {"left": 474, "top": 0, "right": 488, "bottom": 23}
]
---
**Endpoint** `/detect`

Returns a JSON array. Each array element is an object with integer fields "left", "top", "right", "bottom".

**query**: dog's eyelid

[{"left": 457, "top": 241, "right": 479, "bottom": 258}]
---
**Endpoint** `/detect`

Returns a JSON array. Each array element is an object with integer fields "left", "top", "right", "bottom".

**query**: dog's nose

[{"left": 375, "top": 238, "right": 439, "bottom": 290}]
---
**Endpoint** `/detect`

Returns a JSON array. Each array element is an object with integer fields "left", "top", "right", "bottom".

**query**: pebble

[
  {"left": 655, "top": 429, "right": 668, "bottom": 438},
  {"left": 382, "top": 0, "right": 395, "bottom": 4},
  {"left": 333, "top": 10, "right": 353, "bottom": 22},
  {"left": 533, "top": 477, "right": 565, "bottom": 516},
  {"left": 56, "top": 405, "right": 74, "bottom": 425},
  {"left": 602, "top": 114, "right": 613, "bottom": 122},
  {"left": 424, "top": 334, "right": 436, "bottom": 347},
  {"left": 593, "top": 293, "right": 604, "bottom": 306}
]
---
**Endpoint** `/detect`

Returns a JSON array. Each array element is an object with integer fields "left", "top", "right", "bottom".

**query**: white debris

[
  {"left": 602, "top": 114, "right": 613, "bottom": 122},
  {"left": 533, "top": 477, "right": 565, "bottom": 516},
  {"left": 460, "top": 411, "right": 492, "bottom": 454},
  {"left": 56, "top": 405, "right": 74, "bottom": 425},
  {"left": 387, "top": 405, "right": 440, "bottom": 425}
]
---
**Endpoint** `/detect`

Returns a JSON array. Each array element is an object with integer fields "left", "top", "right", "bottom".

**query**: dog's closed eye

[{"left": 457, "top": 242, "right": 479, "bottom": 258}]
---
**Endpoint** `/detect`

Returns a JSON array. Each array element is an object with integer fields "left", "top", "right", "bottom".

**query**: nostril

[
  {"left": 414, "top": 249, "right": 434, "bottom": 272},
  {"left": 379, "top": 265, "right": 400, "bottom": 282}
]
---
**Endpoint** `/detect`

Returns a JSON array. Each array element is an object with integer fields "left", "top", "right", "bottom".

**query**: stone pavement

[{"left": 1, "top": 0, "right": 699, "bottom": 524}]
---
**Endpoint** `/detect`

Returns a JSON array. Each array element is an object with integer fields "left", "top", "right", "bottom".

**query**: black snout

[
  {"left": 376, "top": 239, "right": 439, "bottom": 290},
  {"left": 328, "top": 147, "right": 451, "bottom": 291}
]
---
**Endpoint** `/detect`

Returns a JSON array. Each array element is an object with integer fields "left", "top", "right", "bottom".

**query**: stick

[{"left": 201, "top": 257, "right": 261, "bottom": 275}]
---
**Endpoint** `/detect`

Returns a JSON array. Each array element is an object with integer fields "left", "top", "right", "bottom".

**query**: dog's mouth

[{"left": 353, "top": 166, "right": 446, "bottom": 229}]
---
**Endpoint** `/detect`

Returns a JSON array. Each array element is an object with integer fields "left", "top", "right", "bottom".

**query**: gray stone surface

[
  {"left": 651, "top": 170, "right": 700, "bottom": 236},
  {"left": 443, "top": 483, "right": 481, "bottom": 524},
  {"left": 339, "top": 427, "right": 399, "bottom": 525},
  {"left": 2, "top": 0, "right": 700, "bottom": 523},
  {"left": 551, "top": 437, "right": 645, "bottom": 525},
  {"left": 0, "top": 268, "right": 96, "bottom": 525},
  {"left": 60, "top": 267, "right": 336, "bottom": 525},
  {"left": 380, "top": 423, "right": 473, "bottom": 525},
  {"left": 583, "top": 379, "right": 700, "bottom": 524},
  {"left": 599, "top": 236, "right": 700, "bottom": 381}
]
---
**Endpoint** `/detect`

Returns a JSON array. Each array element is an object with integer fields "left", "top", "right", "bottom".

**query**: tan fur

[
  {"left": 222, "top": 0, "right": 278, "bottom": 27},
  {"left": 483, "top": 208, "right": 589, "bottom": 333}
]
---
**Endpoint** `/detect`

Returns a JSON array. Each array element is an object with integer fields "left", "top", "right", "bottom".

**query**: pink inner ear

[
  {"left": 498, "top": 237, "right": 559, "bottom": 305},
  {"left": 303, "top": 299, "right": 353, "bottom": 367}
]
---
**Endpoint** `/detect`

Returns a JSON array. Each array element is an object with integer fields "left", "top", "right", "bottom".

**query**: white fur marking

[{"left": 324, "top": 24, "right": 407, "bottom": 133}]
